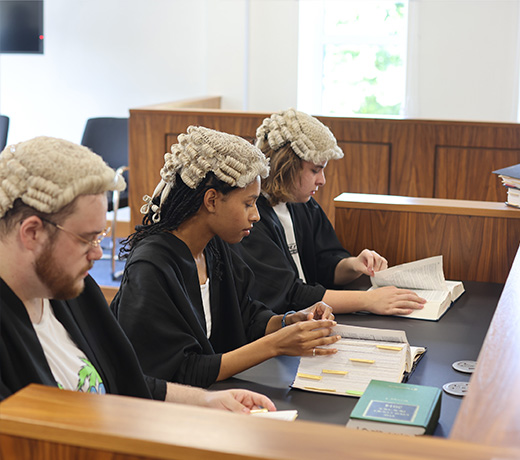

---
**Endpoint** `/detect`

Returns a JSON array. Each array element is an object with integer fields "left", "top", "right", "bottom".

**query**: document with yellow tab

[{"left": 291, "top": 324, "right": 426, "bottom": 397}]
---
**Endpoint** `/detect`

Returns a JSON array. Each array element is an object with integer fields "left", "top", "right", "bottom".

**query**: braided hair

[{"left": 119, "top": 172, "right": 234, "bottom": 258}]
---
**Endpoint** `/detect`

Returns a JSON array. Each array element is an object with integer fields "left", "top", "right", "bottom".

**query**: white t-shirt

[
  {"left": 33, "top": 299, "right": 105, "bottom": 394},
  {"left": 273, "top": 202, "right": 307, "bottom": 283},
  {"left": 200, "top": 277, "right": 212, "bottom": 338}
]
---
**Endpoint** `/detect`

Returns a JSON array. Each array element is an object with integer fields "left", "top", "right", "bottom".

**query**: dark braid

[{"left": 119, "top": 172, "right": 234, "bottom": 259}]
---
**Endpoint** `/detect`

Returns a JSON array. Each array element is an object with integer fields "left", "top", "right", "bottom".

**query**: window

[{"left": 298, "top": 1, "right": 408, "bottom": 117}]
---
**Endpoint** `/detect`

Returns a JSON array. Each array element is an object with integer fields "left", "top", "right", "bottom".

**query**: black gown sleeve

[{"left": 112, "top": 258, "right": 222, "bottom": 389}]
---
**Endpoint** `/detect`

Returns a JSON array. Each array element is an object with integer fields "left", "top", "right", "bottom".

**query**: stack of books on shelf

[{"left": 493, "top": 164, "right": 520, "bottom": 209}]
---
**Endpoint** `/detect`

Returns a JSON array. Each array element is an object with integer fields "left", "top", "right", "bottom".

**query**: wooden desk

[
  {"left": 451, "top": 238, "right": 520, "bottom": 449},
  {"left": 210, "top": 280, "right": 501, "bottom": 438},
  {"left": 1, "top": 248, "right": 519, "bottom": 459},
  {"left": 334, "top": 193, "right": 520, "bottom": 283},
  {"left": 1, "top": 276, "right": 517, "bottom": 459}
]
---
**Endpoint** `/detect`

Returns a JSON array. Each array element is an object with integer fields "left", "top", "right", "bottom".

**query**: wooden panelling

[
  {"left": 129, "top": 103, "right": 520, "bottom": 228},
  {"left": 334, "top": 193, "right": 520, "bottom": 283},
  {"left": 315, "top": 141, "right": 390, "bottom": 225},
  {"left": 100, "top": 285, "right": 118, "bottom": 304},
  {"left": 435, "top": 146, "right": 520, "bottom": 201}
]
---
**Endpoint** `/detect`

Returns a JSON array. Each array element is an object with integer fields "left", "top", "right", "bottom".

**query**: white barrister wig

[
  {"left": 256, "top": 108, "right": 344, "bottom": 163},
  {"left": 140, "top": 126, "right": 270, "bottom": 223},
  {"left": 0, "top": 136, "right": 125, "bottom": 219}
]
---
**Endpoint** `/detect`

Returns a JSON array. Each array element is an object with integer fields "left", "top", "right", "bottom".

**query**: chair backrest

[
  {"left": 0, "top": 115, "right": 9, "bottom": 151},
  {"left": 80, "top": 117, "right": 129, "bottom": 170},
  {"left": 81, "top": 117, "right": 129, "bottom": 212}
]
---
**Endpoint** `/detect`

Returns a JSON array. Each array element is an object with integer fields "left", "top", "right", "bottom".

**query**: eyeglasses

[{"left": 41, "top": 218, "right": 111, "bottom": 249}]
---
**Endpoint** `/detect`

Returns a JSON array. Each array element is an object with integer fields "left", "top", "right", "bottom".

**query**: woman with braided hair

[
  {"left": 111, "top": 126, "right": 339, "bottom": 388},
  {"left": 233, "top": 109, "right": 426, "bottom": 316}
]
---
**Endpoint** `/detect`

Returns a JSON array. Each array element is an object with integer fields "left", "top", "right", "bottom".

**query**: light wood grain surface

[{"left": 1, "top": 384, "right": 520, "bottom": 460}]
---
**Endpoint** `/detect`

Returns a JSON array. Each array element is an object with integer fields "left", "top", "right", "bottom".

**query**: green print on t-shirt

[{"left": 77, "top": 358, "right": 106, "bottom": 394}]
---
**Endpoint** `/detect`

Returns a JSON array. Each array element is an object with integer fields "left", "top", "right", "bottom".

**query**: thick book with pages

[
  {"left": 346, "top": 379, "right": 441, "bottom": 435},
  {"left": 292, "top": 324, "right": 426, "bottom": 397},
  {"left": 369, "top": 256, "right": 465, "bottom": 321}
]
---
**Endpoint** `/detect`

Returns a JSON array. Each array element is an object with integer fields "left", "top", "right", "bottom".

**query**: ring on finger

[{"left": 312, "top": 348, "right": 316, "bottom": 357}]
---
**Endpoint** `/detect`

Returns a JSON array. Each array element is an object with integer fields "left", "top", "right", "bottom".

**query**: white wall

[
  {"left": 205, "top": 0, "right": 298, "bottom": 113},
  {"left": 0, "top": 0, "right": 209, "bottom": 144},
  {"left": 2, "top": 0, "right": 520, "bottom": 145},
  {"left": 406, "top": 0, "right": 520, "bottom": 122}
]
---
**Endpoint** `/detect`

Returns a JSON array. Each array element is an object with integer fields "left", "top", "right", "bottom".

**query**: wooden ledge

[
  {"left": 2, "top": 385, "right": 520, "bottom": 460},
  {"left": 334, "top": 193, "right": 520, "bottom": 219}
]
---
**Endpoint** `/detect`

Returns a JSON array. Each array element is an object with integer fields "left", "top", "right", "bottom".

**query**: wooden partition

[
  {"left": 451, "top": 238, "right": 520, "bottom": 448},
  {"left": 129, "top": 101, "right": 520, "bottom": 228},
  {"left": 1, "top": 382, "right": 520, "bottom": 460},
  {"left": 334, "top": 193, "right": 520, "bottom": 283}
]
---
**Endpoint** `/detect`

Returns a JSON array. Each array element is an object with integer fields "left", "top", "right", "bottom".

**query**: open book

[
  {"left": 292, "top": 324, "right": 426, "bottom": 397},
  {"left": 369, "top": 256, "right": 465, "bottom": 321}
]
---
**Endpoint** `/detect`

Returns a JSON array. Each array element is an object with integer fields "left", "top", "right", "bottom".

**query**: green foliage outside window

[{"left": 321, "top": 2, "right": 407, "bottom": 117}]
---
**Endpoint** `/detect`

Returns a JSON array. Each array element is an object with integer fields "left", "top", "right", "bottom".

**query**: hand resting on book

[{"left": 361, "top": 286, "right": 427, "bottom": 316}]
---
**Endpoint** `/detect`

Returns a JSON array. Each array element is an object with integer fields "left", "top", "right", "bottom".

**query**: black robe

[
  {"left": 0, "top": 276, "right": 166, "bottom": 401},
  {"left": 232, "top": 196, "right": 350, "bottom": 314},
  {"left": 111, "top": 233, "right": 275, "bottom": 389}
]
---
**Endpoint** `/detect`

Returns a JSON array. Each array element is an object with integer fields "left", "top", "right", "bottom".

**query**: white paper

[
  {"left": 251, "top": 410, "right": 298, "bottom": 421},
  {"left": 371, "top": 255, "right": 448, "bottom": 291}
]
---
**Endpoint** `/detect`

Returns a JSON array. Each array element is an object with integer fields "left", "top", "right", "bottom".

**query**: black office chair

[
  {"left": 0, "top": 115, "right": 9, "bottom": 151},
  {"left": 81, "top": 117, "right": 129, "bottom": 280}
]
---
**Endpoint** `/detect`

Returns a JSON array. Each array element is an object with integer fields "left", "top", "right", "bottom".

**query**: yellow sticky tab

[
  {"left": 304, "top": 386, "right": 336, "bottom": 393},
  {"left": 297, "top": 373, "right": 322, "bottom": 381},
  {"left": 349, "top": 358, "right": 375, "bottom": 364},
  {"left": 376, "top": 345, "right": 403, "bottom": 351},
  {"left": 322, "top": 369, "right": 348, "bottom": 375}
]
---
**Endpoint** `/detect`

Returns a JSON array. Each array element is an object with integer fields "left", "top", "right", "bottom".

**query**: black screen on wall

[{"left": 0, "top": 0, "right": 44, "bottom": 54}]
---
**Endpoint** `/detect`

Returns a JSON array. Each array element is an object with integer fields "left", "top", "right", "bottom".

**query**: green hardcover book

[{"left": 346, "top": 379, "right": 442, "bottom": 436}]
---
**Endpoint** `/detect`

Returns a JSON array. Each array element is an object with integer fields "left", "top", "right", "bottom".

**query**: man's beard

[{"left": 34, "top": 241, "right": 93, "bottom": 300}]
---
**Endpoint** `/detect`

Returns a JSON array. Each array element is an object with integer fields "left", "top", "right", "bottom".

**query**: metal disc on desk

[
  {"left": 452, "top": 360, "right": 477, "bottom": 373},
  {"left": 443, "top": 381, "right": 469, "bottom": 396}
]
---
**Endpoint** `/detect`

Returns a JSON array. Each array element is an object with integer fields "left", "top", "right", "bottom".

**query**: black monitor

[{"left": 0, "top": 0, "right": 44, "bottom": 54}]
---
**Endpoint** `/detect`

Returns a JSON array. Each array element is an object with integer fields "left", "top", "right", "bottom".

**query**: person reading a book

[
  {"left": 0, "top": 136, "right": 276, "bottom": 412},
  {"left": 111, "top": 126, "right": 339, "bottom": 389},
  {"left": 232, "top": 109, "right": 426, "bottom": 316}
]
